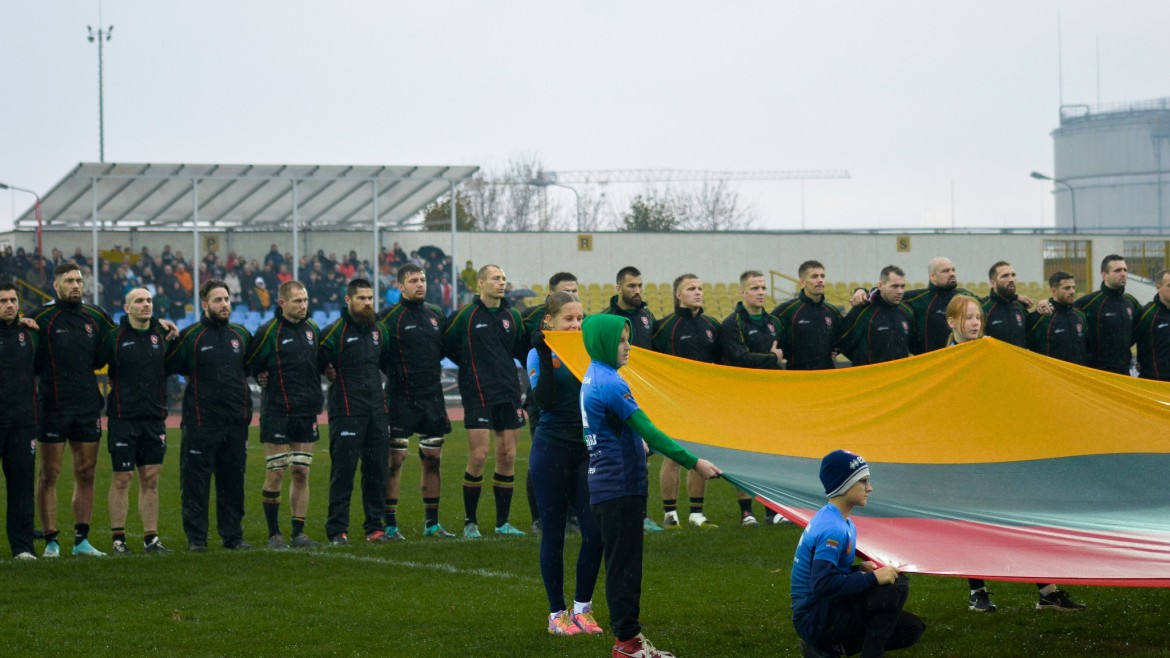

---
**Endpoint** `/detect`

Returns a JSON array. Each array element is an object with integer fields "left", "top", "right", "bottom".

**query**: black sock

[
  {"left": 74, "top": 523, "right": 90, "bottom": 546},
  {"left": 463, "top": 472, "right": 483, "bottom": 525},
  {"left": 143, "top": 532, "right": 158, "bottom": 547},
  {"left": 384, "top": 498, "right": 398, "bottom": 528},
  {"left": 663, "top": 499, "right": 677, "bottom": 514},
  {"left": 112, "top": 527, "right": 126, "bottom": 544},
  {"left": 291, "top": 517, "right": 305, "bottom": 537},
  {"left": 424, "top": 497, "right": 440, "bottom": 528},
  {"left": 738, "top": 498, "right": 754, "bottom": 516},
  {"left": 44, "top": 530, "right": 59, "bottom": 544},
  {"left": 493, "top": 473, "right": 515, "bottom": 528},
  {"left": 689, "top": 497, "right": 704, "bottom": 515},
  {"left": 262, "top": 490, "right": 282, "bottom": 537}
]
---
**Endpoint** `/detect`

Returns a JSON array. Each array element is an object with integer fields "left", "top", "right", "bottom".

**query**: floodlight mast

[{"left": 87, "top": 20, "right": 113, "bottom": 163}]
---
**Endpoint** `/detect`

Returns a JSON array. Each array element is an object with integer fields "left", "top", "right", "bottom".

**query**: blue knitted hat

[{"left": 820, "top": 449, "right": 870, "bottom": 498}]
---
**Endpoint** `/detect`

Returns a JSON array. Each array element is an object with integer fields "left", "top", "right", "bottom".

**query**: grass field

[{"left": 2, "top": 423, "right": 1169, "bottom": 657}]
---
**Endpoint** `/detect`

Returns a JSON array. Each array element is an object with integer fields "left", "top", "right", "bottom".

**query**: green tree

[
  {"left": 422, "top": 195, "right": 477, "bottom": 231},
  {"left": 620, "top": 194, "right": 677, "bottom": 232}
]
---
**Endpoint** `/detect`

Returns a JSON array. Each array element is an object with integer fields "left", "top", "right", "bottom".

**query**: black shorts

[
  {"left": 41, "top": 413, "right": 102, "bottom": 444},
  {"left": 259, "top": 415, "right": 321, "bottom": 445},
  {"left": 388, "top": 397, "right": 451, "bottom": 440},
  {"left": 107, "top": 418, "right": 167, "bottom": 471},
  {"left": 463, "top": 399, "right": 525, "bottom": 431}
]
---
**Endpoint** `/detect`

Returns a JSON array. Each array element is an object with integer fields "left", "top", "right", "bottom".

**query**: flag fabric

[{"left": 545, "top": 332, "right": 1170, "bottom": 587}]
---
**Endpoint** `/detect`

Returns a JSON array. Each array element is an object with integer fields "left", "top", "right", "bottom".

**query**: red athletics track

[{"left": 133, "top": 406, "right": 467, "bottom": 429}]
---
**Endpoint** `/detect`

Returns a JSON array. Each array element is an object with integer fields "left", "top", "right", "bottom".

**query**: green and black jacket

[
  {"left": 443, "top": 295, "right": 525, "bottom": 407},
  {"left": 29, "top": 299, "right": 116, "bottom": 416},
  {"left": 0, "top": 317, "right": 39, "bottom": 427},
  {"left": 165, "top": 316, "right": 253, "bottom": 428},
  {"left": 100, "top": 315, "right": 169, "bottom": 420},
  {"left": 600, "top": 295, "right": 655, "bottom": 350},
  {"left": 1073, "top": 283, "right": 1142, "bottom": 375},
  {"left": 318, "top": 308, "right": 387, "bottom": 418},
  {"left": 653, "top": 304, "right": 721, "bottom": 364},
  {"left": 379, "top": 298, "right": 446, "bottom": 400},
  {"left": 245, "top": 307, "right": 324, "bottom": 418},
  {"left": 1135, "top": 296, "right": 1170, "bottom": 380},
  {"left": 771, "top": 291, "right": 843, "bottom": 370},
  {"left": 902, "top": 284, "right": 977, "bottom": 354},
  {"left": 837, "top": 295, "right": 913, "bottom": 366},
  {"left": 980, "top": 290, "right": 1028, "bottom": 348},
  {"left": 719, "top": 302, "right": 781, "bottom": 369},
  {"left": 1026, "top": 299, "right": 1088, "bottom": 366}
]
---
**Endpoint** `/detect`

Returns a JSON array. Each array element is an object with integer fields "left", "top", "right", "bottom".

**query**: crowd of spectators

[{"left": 0, "top": 240, "right": 460, "bottom": 318}]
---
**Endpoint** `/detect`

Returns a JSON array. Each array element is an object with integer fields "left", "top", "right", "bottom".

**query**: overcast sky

[{"left": 3, "top": 1, "right": 1169, "bottom": 233}]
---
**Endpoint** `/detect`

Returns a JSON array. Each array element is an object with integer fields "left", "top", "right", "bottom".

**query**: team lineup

[{"left": 2, "top": 251, "right": 1167, "bottom": 658}]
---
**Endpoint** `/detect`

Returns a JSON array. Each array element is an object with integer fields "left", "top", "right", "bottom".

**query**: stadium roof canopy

[{"left": 15, "top": 162, "right": 479, "bottom": 231}]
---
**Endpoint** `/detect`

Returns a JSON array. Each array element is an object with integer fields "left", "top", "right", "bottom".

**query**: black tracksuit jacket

[
  {"left": 165, "top": 316, "right": 253, "bottom": 428},
  {"left": 245, "top": 307, "right": 325, "bottom": 417},
  {"left": 379, "top": 299, "right": 446, "bottom": 400},
  {"left": 318, "top": 308, "right": 387, "bottom": 418},
  {"left": 981, "top": 290, "right": 1028, "bottom": 348},
  {"left": 1074, "top": 284, "right": 1142, "bottom": 375},
  {"left": 29, "top": 299, "right": 115, "bottom": 416},
  {"left": 0, "top": 318, "right": 39, "bottom": 427},
  {"left": 719, "top": 302, "right": 781, "bottom": 369},
  {"left": 102, "top": 316, "right": 169, "bottom": 420},
  {"left": 601, "top": 295, "right": 656, "bottom": 350},
  {"left": 837, "top": 295, "right": 913, "bottom": 366},
  {"left": 653, "top": 305, "right": 721, "bottom": 364},
  {"left": 443, "top": 296, "right": 525, "bottom": 407},
  {"left": 771, "top": 291, "right": 843, "bottom": 370}
]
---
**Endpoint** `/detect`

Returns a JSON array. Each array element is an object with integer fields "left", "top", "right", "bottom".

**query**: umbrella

[{"left": 417, "top": 245, "right": 446, "bottom": 263}]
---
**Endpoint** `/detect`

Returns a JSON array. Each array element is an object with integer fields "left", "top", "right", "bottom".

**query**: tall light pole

[
  {"left": 527, "top": 172, "right": 582, "bottom": 232},
  {"left": 1031, "top": 171, "right": 1078, "bottom": 234},
  {"left": 0, "top": 182, "right": 44, "bottom": 275},
  {"left": 87, "top": 19, "right": 114, "bottom": 163}
]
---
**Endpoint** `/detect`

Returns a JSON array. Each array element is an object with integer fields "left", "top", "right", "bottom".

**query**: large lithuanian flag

[{"left": 545, "top": 333, "right": 1170, "bottom": 587}]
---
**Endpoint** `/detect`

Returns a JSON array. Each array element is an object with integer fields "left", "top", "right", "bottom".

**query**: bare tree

[{"left": 670, "top": 180, "right": 756, "bottom": 231}]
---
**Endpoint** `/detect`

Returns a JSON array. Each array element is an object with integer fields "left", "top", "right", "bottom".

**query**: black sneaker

[
  {"left": 969, "top": 588, "right": 997, "bottom": 612},
  {"left": 144, "top": 537, "right": 168, "bottom": 554},
  {"left": 225, "top": 540, "right": 254, "bottom": 551},
  {"left": 188, "top": 543, "right": 208, "bottom": 553},
  {"left": 267, "top": 534, "right": 288, "bottom": 549},
  {"left": 290, "top": 533, "right": 321, "bottom": 549},
  {"left": 111, "top": 540, "right": 131, "bottom": 556},
  {"left": 1037, "top": 589, "right": 1086, "bottom": 611},
  {"left": 329, "top": 533, "right": 349, "bottom": 547}
]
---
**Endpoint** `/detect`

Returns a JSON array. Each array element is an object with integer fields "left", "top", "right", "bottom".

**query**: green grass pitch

[{"left": 1, "top": 423, "right": 1169, "bottom": 657}]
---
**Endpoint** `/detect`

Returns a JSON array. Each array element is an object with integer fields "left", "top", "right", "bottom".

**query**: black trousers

[
  {"left": 326, "top": 414, "right": 389, "bottom": 538},
  {"left": 1, "top": 424, "right": 37, "bottom": 556},
  {"left": 592, "top": 494, "right": 645, "bottom": 642},
  {"left": 814, "top": 574, "right": 925, "bottom": 658},
  {"left": 180, "top": 423, "right": 248, "bottom": 547}
]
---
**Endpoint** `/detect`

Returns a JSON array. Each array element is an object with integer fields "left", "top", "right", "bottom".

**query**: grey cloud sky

[{"left": 3, "top": 1, "right": 1169, "bottom": 232}]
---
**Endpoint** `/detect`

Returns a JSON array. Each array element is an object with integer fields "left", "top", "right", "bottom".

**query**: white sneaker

[
  {"left": 613, "top": 633, "right": 676, "bottom": 657},
  {"left": 14, "top": 552, "right": 36, "bottom": 561},
  {"left": 740, "top": 514, "right": 759, "bottom": 527},
  {"left": 768, "top": 513, "right": 792, "bottom": 525},
  {"left": 661, "top": 511, "right": 681, "bottom": 530},
  {"left": 688, "top": 512, "right": 718, "bottom": 529}
]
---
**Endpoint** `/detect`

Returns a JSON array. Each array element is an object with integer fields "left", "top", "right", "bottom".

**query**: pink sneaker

[
  {"left": 572, "top": 609, "right": 604, "bottom": 635},
  {"left": 548, "top": 610, "right": 583, "bottom": 636}
]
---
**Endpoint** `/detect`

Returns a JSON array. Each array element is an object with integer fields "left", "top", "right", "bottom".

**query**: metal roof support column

[
  {"left": 449, "top": 180, "right": 458, "bottom": 310},
  {"left": 292, "top": 179, "right": 300, "bottom": 284},
  {"left": 91, "top": 177, "right": 99, "bottom": 305},
  {"left": 192, "top": 179, "right": 201, "bottom": 317},
  {"left": 371, "top": 180, "right": 380, "bottom": 310}
]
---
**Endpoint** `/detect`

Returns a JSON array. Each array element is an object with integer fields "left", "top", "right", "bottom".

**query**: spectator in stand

[
  {"left": 264, "top": 244, "right": 284, "bottom": 270},
  {"left": 250, "top": 277, "right": 272, "bottom": 312},
  {"left": 173, "top": 249, "right": 189, "bottom": 270},
  {"left": 72, "top": 247, "right": 89, "bottom": 269},
  {"left": 168, "top": 279, "right": 188, "bottom": 321},
  {"left": 392, "top": 242, "right": 408, "bottom": 267},
  {"left": 223, "top": 269, "right": 242, "bottom": 306},
  {"left": 174, "top": 263, "right": 193, "bottom": 296},
  {"left": 159, "top": 245, "right": 175, "bottom": 268}
]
